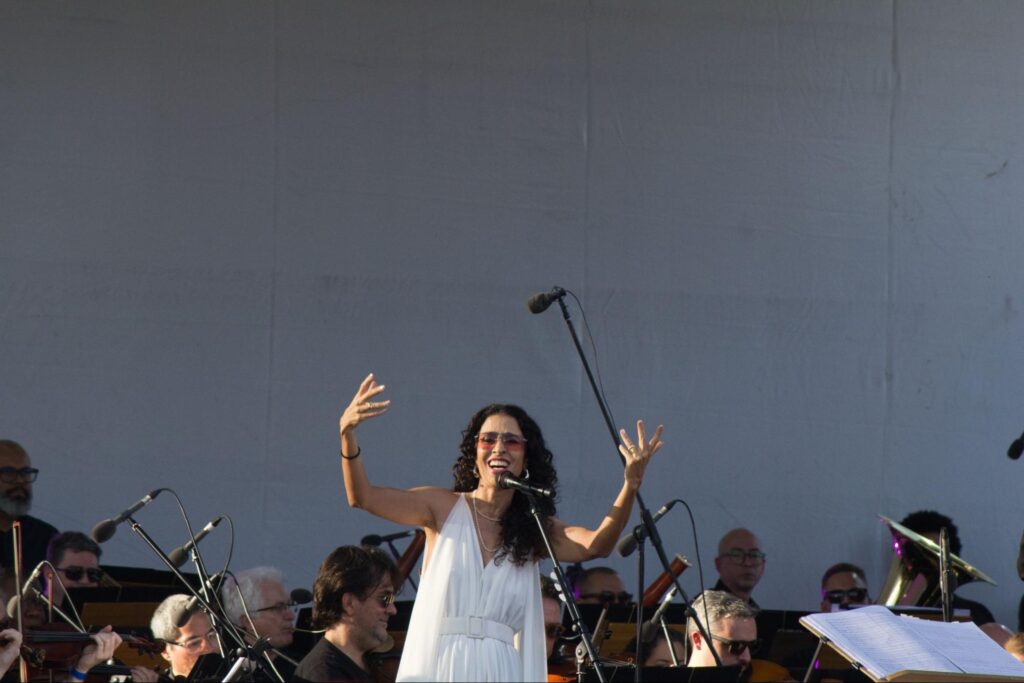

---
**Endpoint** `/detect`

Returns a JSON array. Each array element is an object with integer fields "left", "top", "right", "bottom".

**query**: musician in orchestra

[
  {"left": 43, "top": 532, "right": 103, "bottom": 608},
  {"left": 221, "top": 566, "right": 298, "bottom": 680},
  {"left": 293, "top": 545, "right": 399, "bottom": 682},
  {"left": 712, "top": 528, "right": 765, "bottom": 608},
  {"left": 819, "top": 562, "right": 870, "bottom": 611},
  {"left": 540, "top": 576, "right": 563, "bottom": 661},
  {"left": 0, "top": 441, "right": 58, "bottom": 586},
  {"left": 574, "top": 566, "right": 631, "bottom": 607},
  {"left": 686, "top": 590, "right": 758, "bottom": 674},
  {"left": 625, "top": 627, "right": 687, "bottom": 667},
  {"left": 337, "top": 373, "right": 663, "bottom": 682},
  {"left": 150, "top": 594, "right": 221, "bottom": 679}
]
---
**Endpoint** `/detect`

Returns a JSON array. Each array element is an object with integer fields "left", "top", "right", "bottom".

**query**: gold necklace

[
  {"left": 471, "top": 494, "right": 504, "bottom": 522},
  {"left": 470, "top": 495, "right": 501, "bottom": 553}
]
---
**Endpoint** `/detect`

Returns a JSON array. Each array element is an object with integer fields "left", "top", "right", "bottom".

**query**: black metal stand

[
  {"left": 634, "top": 539, "right": 645, "bottom": 680},
  {"left": 524, "top": 490, "right": 605, "bottom": 683},
  {"left": 552, "top": 297, "right": 722, "bottom": 671}
]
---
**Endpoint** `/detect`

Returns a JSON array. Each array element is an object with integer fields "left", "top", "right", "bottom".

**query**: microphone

[
  {"left": 91, "top": 489, "right": 164, "bottom": 543},
  {"left": 167, "top": 516, "right": 225, "bottom": 568},
  {"left": 290, "top": 588, "right": 312, "bottom": 605},
  {"left": 496, "top": 471, "right": 553, "bottom": 499},
  {"left": 176, "top": 571, "right": 224, "bottom": 627},
  {"left": 527, "top": 287, "right": 567, "bottom": 314},
  {"left": 360, "top": 530, "right": 417, "bottom": 547},
  {"left": 616, "top": 499, "right": 679, "bottom": 558},
  {"left": 1009, "top": 431, "right": 1024, "bottom": 460},
  {"left": 640, "top": 585, "right": 678, "bottom": 643}
]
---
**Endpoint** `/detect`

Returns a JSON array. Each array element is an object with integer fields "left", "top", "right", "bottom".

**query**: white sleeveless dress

[{"left": 395, "top": 494, "right": 546, "bottom": 682}]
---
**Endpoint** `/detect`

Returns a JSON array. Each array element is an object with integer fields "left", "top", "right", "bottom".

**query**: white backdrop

[{"left": 2, "top": 1, "right": 1023, "bottom": 628}]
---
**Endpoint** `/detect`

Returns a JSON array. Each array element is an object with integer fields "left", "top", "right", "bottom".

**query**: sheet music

[
  {"left": 801, "top": 605, "right": 960, "bottom": 679},
  {"left": 909, "top": 617, "right": 1024, "bottom": 678}
]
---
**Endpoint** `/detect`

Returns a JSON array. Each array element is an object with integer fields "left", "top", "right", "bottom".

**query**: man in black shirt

[
  {"left": 0, "top": 440, "right": 58, "bottom": 583},
  {"left": 712, "top": 527, "right": 765, "bottom": 609},
  {"left": 294, "top": 546, "right": 400, "bottom": 683}
]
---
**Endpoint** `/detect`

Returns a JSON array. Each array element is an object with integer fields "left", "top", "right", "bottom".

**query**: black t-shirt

[
  {"left": 712, "top": 579, "right": 761, "bottom": 610},
  {"left": 0, "top": 515, "right": 59, "bottom": 574},
  {"left": 293, "top": 637, "right": 372, "bottom": 683}
]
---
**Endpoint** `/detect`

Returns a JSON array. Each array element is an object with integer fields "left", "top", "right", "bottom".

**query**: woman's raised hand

[
  {"left": 618, "top": 419, "right": 664, "bottom": 489},
  {"left": 340, "top": 373, "right": 391, "bottom": 436}
]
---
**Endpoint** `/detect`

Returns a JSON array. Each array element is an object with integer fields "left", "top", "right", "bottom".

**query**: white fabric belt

[{"left": 439, "top": 616, "right": 515, "bottom": 645}]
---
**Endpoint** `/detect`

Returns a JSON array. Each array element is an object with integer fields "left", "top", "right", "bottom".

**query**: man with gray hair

[
  {"left": 150, "top": 593, "right": 221, "bottom": 679},
  {"left": 221, "top": 566, "right": 298, "bottom": 680},
  {"left": 687, "top": 589, "right": 759, "bottom": 674}
]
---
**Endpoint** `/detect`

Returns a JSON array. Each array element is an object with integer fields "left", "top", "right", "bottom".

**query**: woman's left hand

[{"left": 618, "top": 419, "right": 664, "bottom": 490}]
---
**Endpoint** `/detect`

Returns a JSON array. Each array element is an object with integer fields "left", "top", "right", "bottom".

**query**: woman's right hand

[{"left": 340, "top": 373, "right": 391, "bottom": 436}]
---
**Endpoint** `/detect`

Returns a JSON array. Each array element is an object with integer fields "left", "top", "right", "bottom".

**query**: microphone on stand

[
  {"left": 1009, "top": 431, "right": 1024, "bottom": 460},
  {"left": 527, "top": 287, "right": 567, "bottom": 314},
  {"left": 177, "top": 571, "right": 225, "bottom": 627},
  {"left": 616, "top": 500, "right": 679, "bottom": 558},
  {"left": 639, "top": 585, "right": 678, "bottom": 643},
  {"left": 496, "top": 471, "right": 554, "bottom": 499},
  {"left": 91, "top": 489, "right": 164, "bottom": 543},
  {"left": 360, "top": 530, "right": 417, "bottom": 547},
  {"left": 167, "top": 516, "right": 224, "bottom": 568}
]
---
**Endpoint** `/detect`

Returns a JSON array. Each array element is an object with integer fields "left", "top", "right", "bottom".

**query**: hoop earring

[{"left": 523, "top": 468, "right": 530, "bottom": 480}]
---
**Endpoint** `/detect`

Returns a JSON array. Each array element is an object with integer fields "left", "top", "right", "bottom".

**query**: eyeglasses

[
  {"left": 545, "top": 624, "right": 565, "bottom": 639},
  {"left": 167, "top": 629, "right": 219, "bottom": 652},
  {"left": 823, "top": 588, "right": 868, "bottom": 604},
  {"left": 57, "top": 566, "right": 103, "bottom": 583},
  {"left": 709, "top": 634, "right": 761, "bottom": 656},
  {"left": 0, "top": 467, "right": 39, "bottom": 483},
  {"left": 252, "top": 601, "right": 298, "bottom": 615},
  {"left": 578, "top": 591, "right": 632, "bottom": 605},
  {"left": 719, "top": 549, "right": 766, "bottom": 565},
  {"left": 476, "top": 432, "right": 527, "bottom": 452},
  {"left": 370, "top": 591, "right": 396, "bottom": 608}
]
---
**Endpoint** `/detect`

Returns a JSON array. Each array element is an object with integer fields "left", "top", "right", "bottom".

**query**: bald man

[{"left": 713, "top": 528, "right": 765, "bottom": 608}]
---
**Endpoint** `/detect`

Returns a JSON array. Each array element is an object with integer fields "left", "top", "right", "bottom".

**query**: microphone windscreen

[
  {"left": 1009, "top": 436, "right": 1024, "bottom": 460},
  {"left": 290, "top": 588, "right": 313, "bottom": 605},
  {"left": 527, "top": 292, "right": 552, "bottom": 314},
  {"left": 91, "top": 519, "right": 117, "bottom": 544}
]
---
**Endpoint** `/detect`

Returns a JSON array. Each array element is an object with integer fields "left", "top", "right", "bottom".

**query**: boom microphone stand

[
  {"left": 537, "top": 292, "right": 722, "bottom": 677},
  {"left": 523, "top": 489, "right": 605, "bottom": 683}
]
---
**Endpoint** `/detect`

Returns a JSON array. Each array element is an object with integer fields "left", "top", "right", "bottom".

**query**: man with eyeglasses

[
  {"left": 686, "top": 590, "right": 759, "bottom": 674},
  {"left": 713, "top": 528, "right": 765, "bottom": 608},
  {"left": 43, "top": 531, "right": 103, "bottom": 608},
  {"left": 0, "top": 440, "right": 58, "bottom": 581},
  {"left": 221, "top": 566, "right": 298, "bottom": 679},
  {"left": 819, "top": 562, "right": 871, "bottom": 612},
  {"left": 575, "top": 566, "right": 632, "bottom": 607},
  {"left": 150, "top": 594, "right": 221, "bottom": 679},
  {"left": 294, "top": 546, "right": 399, "bottom": 683}
]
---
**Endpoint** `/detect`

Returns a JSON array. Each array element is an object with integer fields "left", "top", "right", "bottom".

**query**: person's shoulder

[{"left": 20, "top": 515, "right": 58, "bottom": 536}]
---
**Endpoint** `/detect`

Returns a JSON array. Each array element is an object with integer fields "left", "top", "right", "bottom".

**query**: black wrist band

[{"left": 341, "top": 446, "right": 361, "bottom": 460}]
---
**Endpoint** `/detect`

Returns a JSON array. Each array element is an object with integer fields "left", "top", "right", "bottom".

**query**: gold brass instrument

[{"left": 876, "top": 515, "right": 996, "bottom": 607}]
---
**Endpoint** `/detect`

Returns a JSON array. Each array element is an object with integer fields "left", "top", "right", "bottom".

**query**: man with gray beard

[{"left": 0, "top": 441, "right": 58, "bottom": 584}]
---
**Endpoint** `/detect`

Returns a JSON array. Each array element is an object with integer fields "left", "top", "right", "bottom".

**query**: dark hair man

[
  {"left": 820, "top": 562, "right": 870, "bottom": 611},
  {"left": 293, "top": 546, "right": 399, "bottom": 683},
  {"left": 44, "top": 531, "right": 102, "bottom": 607}
]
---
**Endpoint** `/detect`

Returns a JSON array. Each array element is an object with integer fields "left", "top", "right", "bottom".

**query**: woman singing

[{"left": 339, "top": 373, "right": 663, "bottom": 682}]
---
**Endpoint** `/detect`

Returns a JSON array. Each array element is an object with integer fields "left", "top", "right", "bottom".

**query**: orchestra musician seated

[
  {"left": 540, "top": 576, "right": 564, "bottom": 661},
  {"left": 625, "top": 627, "right": 687, "bottom": 667},
  {"left": 686, "top": 590, "right": 759, "bottom": 676},
  {"left": 293, "top": 546, "right": 399, "bottom": 683},
  {"left": 574, "top": 566, "right": 631, "bottom": 607},
  {"left": 43, "top": 532, "right": 103, "bottom": 609},
  {"left": 150, "top": 594, "right": 221, "bottom": 680},
  {"left": 220, "top": 566, "right": 298, "bottom": 680},
  {"left": 713, "top": 528, "right": 765, "bottom": 608},
  {"left": 0, "top": 440, "right": 58, "bottom": 589},
  {"left": 819, "top": 562, "right": 871, "bottom": 611}
]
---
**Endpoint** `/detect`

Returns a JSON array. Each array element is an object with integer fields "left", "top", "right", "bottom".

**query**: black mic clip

[
  {"left": 617, "top": 499, "right": 678, "bottom": 558},
  {"left": 497, "top": 471, "right": 554, "bottom": 499}
]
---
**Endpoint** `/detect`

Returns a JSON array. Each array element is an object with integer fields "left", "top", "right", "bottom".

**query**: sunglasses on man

[
  {"left": 57, "top": 566, "right": 103, "bottom": 583},
  {"left": 823, "top": 587, "right": 868, "bottom": 604},
  {"left": 709, "top": 634, "right": 761, "bottom": 656}
]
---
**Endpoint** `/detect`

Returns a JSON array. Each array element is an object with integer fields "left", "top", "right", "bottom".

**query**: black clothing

[
  {"left": 952, "top": 593, "right": 994, "bottom": 626},
  {"left": 0, "top": 514, "right": 58, "bottom": 573},
  {"left": 713, "top": 579, "right": 761, "bottom": 610},
  {"left": 293, "top": 637, "right": 372, "bottom": 683}
]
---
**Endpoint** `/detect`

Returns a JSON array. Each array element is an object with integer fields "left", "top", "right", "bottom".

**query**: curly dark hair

[{"left": 452, "top": 404, "right": 558, "bottom": 567}]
